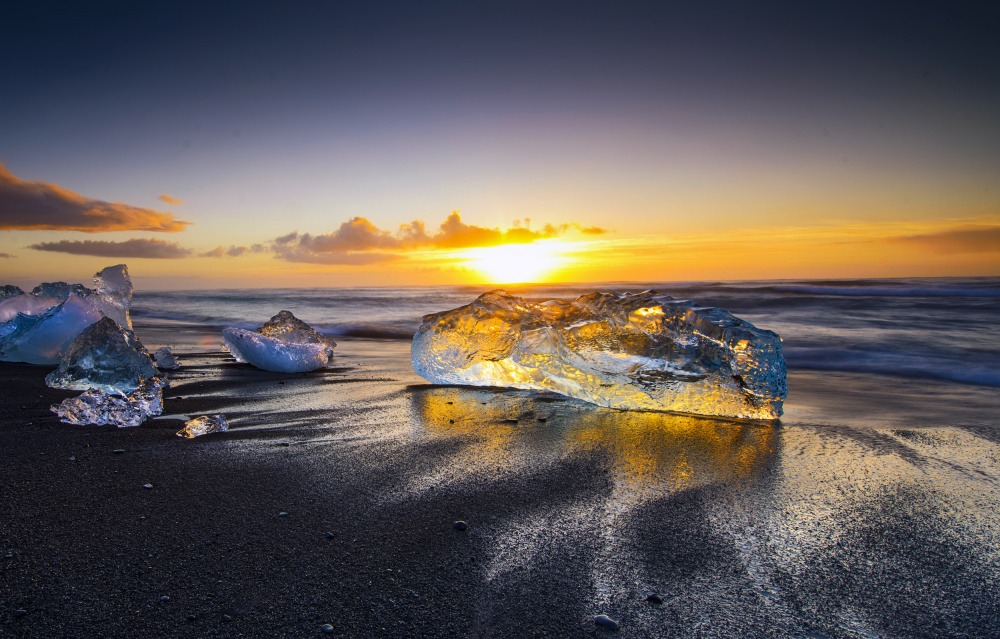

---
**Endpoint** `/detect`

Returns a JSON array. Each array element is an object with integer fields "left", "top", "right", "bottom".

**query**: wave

[{"left": 784, "top": 347, "right": 1000, "bottom": 387}]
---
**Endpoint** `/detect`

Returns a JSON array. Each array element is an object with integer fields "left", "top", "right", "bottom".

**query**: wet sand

[{"left": 2, "top": 327, "right": 1000, "bottom": 637}]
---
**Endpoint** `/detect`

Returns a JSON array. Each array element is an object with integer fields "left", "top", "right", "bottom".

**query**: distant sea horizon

[{"left": 129, "top": 276, "right": 1000, "bottom": 389}]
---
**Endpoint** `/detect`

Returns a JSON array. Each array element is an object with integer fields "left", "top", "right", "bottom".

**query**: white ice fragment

[
  {"left": 90, "top": 264, "right": 133, "bottom": 330},
  {"left": 0, "top": 294, "right": 62, "bottom": 323},
  {"left": 0, "top": 293, "right": 102, "bottom": 365},
  {"left": 221, "top": 327, "right": 332, "bottom": 373},
  {"left": 51, "top": 377, "right": 167, "bottom": 428},
  {"left": 255, "top": 310, "right": 337, "bottom": 351},
  {"left": 45, "top": 317, "right": 158, "bottom": 394},
  {"left": 176, "top": 414, "right": 228, "bottom": 438},
  {"left": 154, "top": 346, "right": 180, "bottom": 370},
  {"left": 411, "top": 290, "right": 788, "bottom": 419}
]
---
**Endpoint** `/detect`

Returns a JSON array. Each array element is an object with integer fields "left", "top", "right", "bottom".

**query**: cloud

[
  {"left": 580, "top": 226, "right": 609, "bottom": 235},
  {"left": 0, "top": 252, "right": 11, "bottom": 258},
  {"left": 200, "top": 244, "right": 269, "bottom": 258},
  {"left": 0, "top": 163, "right": 191, "bottom": 233},
  {"left": 159, "top": 194, "right": 183, "bottom": 206},
  {"left": 887, "top": 225, "right": 1000, "bottom": 253},
  {"left": 271, "top": 211, "right": 605, "bottom": 263},
  {"left": 29, "top": 238, "right": 192, "bottom": 259}
]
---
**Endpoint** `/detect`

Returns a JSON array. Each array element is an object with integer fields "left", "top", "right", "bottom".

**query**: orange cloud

[
  {"left": 29, "top": 238, "right": 192, "bottom": 259},
  {"left": 271, "top": 211, "right": 606, "bottom": 264},
  {"left": 0, "top": 163, "right": 190, "bottom": 233},
  {"left": 200, "top": 244, "right": 269, "bottom": 258},
  {"left": 886, "top": 225, "right": 1000, "bottom": 253},
  {"left": 159, "top": 194, "right": 184, "bottom": 206},
  {"left": 0, "top": 252, "right": 11, "bottom": 258}
]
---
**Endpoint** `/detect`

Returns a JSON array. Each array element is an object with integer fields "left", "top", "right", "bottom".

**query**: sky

[{"left": 1, "top": 0, "right": 998, "bottom": 289}]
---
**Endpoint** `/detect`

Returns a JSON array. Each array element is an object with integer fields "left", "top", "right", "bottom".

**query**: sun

[{"left": 464, "top": 241, "right": 565, "bottom": 284}]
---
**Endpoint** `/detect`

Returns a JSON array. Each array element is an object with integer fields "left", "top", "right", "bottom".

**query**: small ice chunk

[
  {"left": 51, "top": 377, "right": 167, "bottom": 428},
  {"left": 45, "top": 317, "right": 158, "bottom": 394},
  {"left": 411, "top": 290, "right": 787, "bottom": 419},
  {"left": 0, "top": 293, "right": 102, "bottom": 364},
  {"left": 90, "top": 264, "right": 133, "bottom": 330},
  {"left": 154, "top": 346, "right": 180, "bottom": 370},
  {"left": 177, "top": 414, "right": 228, "bottom": 438},
  {"left": 0, "top": 285, "right": 25, "bottom": 302},
  {"left": 256, "top": 310, "right": 337, "bottom": 350},
  {"left": 221, "top": 327, "right": 332, "bottom": 373}
]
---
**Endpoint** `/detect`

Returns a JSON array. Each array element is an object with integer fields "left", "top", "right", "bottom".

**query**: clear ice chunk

[
  {"left": 90, "top": 264, "right": 133, "bottom": 330},
  {"left": 255, "top": 310, "right": 338, "bottom": 351},
  {"left": 177, "top": 414, "right": 228, "bottom": 438},
  {"left": 154, "top": 346, "right": 180, "bottom": 369},
  {"left": 411, "top": 290, "right": 787, "bottom": 419},
  {"left": 45, "top": 317, "right": 159, "bottom": 394},
  {"left": 51, "top": 377, "right": 167, "bottom": 428},
  {"left": 0, "top": 293, "right": 62, "bottom": 323},
  {"left": 221, "top": 327, "right": 332, "bottom": 373},
  {"left": 30, "top": 281, "right": 93, "bottom": 299},
  {"left": 0, "top": 293, "right": 103, "bottom": 365}
]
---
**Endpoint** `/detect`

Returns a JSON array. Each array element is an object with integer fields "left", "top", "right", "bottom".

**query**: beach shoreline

[{"left": 3, "top": 331, "right": 1000, "bottom": 637}]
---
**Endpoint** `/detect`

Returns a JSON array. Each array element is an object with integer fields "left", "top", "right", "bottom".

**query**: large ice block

[
  {"left": 221, "top": 311, "right": 335, "bottom": 373},
  {"left": 51, "top": 376, "right": 167, "bottom": 428},
  {"left": 0, "top": 293, "right": 103, "bottom": 365},
  {"left": 45, "top": 317, "right": 158, "bottom": 394},
  {"left": 411, "top": 290, "right": 787, "bottom": 419},
  {"left": 31, "top": 281, "right": 92, "bottom": 299},
  {"left": 0, "top": 285, "right": 24, "bottom": 301},
  {"left": 222, "top": 327, "right": 332, "bottom": 373},
  {"left": 154, "top": 346, "right": 180, "bottom": 370}
]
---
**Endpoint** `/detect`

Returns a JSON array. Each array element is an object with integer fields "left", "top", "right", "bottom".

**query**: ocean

[{"left": 133, "top": 276, "right": 1000, "bottom": 389}]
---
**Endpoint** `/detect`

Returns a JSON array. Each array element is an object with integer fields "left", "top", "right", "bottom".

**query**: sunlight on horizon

[{"left": 463, "top": 240, "right": 568, "bottom": 284}]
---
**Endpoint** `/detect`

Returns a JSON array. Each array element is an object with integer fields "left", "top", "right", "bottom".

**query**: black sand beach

[{"left": 3, "top": 326, "right": 1000, "bottom": 638}]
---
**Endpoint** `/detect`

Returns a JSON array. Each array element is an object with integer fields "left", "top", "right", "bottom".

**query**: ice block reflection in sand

[{"left": 407, "top": 387, "right": 777, "bottom": 509}]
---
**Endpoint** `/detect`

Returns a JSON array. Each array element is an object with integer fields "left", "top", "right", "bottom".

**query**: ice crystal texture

[
  {"left": 177, "top": 414, "right": 228, "bottom": 438},
  {"left": 411, "top": 290, "right": 787, "bottom": 419},
  {"left": 0, "top": 294, "right": 102, "bottom": 364},
  {"left": 51, "top": 377, "right": 167, "bottom": 428},
  {"left": 45, "top": 317, "right": 158, "bottom": 394},
  {"left": 154, "top": 346, "right": 180, "bottom": 369},
  {"left": 221, "top": 311, "right": 335, "bottom": 373},
  {"left": 90, "top": 264, "right": 133, "bottom": 330},
  {"left": 0, "top": 264, "right": 135, "bottom": 364}
]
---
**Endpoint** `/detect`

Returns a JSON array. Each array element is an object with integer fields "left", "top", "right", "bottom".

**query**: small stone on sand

[
  {"left": 14, "top": 609, "right": 27, "bottom": 618},
  {"left": 595, "top": 614, "right": 619, "bottom": 630},
  {"left": 321, "top": 623, "right": 334, "bottom": 633},
  {"left": 324, "top": 532, "right": 334, "bottom": 539},
  {"left": 160, "top": 596, "right": 169, "bottom": 602},
  {"left": 645, "top": 592, "right": 663, "bottom": 604},
  {"left": 143, "top": 484, "right": 153, "bottom": 489},
  {"left": 278, "top": 512, "right": 289, "bottom": 517},
  {"left": 114, "top": 449, "right": 125, "bottom": 454},
  {"left": 453, "top": 521, "right": 468, "bottom": 531}
]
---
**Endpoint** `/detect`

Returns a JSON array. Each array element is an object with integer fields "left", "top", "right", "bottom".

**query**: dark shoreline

[{"left": 3, "top": 346, "right": 1000, "bottom": 637}]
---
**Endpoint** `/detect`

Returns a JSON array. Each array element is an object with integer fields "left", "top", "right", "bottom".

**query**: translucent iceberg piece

[
  {"left": 0, "top": 285, "right": 24, "bottom": 301},
  {"left": 51, "top": 377, "right": 167, "bottom": 428},
  {"left": 221, "top": 327, "right": 332, "bottom": 373},
  {"left": 411, "top": 290, "right": 787, "bottom": 419},
  {"left": 256, "top": 310, "right": 337, "bottom": 350},
  {"left": 90, "top": 264, "right": 133, "bottom": 330},
  {"left": 154, "top": 346, "right": 180, "bottom": 369},
  {"left": 0, "top": 293, "right": 102, "bottom": 365},
  {"left": 177, "top": 414, "right": 228, "bottom": 438},
  {"left": 45, "top": 317, "right": 158, "bottom": 394},
  {"left": 0, "top": 294, "right": 62, "bottom": 323},
  {"left": 30, "top": 281, "right": 92, "bottom": 299}
]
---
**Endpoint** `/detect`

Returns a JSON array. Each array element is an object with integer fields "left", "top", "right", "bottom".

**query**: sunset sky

[{"left": 1, "top": 0, "right": 998, "bottom": 289}]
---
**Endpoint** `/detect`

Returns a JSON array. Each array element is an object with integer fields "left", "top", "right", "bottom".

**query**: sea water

[{"left": 133, "top": 277, "right": 1000, "bottom": 389}]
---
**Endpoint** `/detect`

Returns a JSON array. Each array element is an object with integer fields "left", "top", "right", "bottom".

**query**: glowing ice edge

[
  {"left": 411, "top": 290, "right": 787, "bottom": 420},
  {"left": 222, "top": 327, "right": 332, "bottom": 373}
]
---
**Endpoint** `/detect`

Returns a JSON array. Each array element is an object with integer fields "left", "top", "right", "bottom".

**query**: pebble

[
  {"left": 222, "top": 614, "right": 233, "bottom": 622},
  {"left": 143, "top": 484, "right": 153, "bottom": 489},
  {"left": 14, "top": 609, "right": 27, "bottom": 618},
  {"left": 645, "top": 592, "right": 663, "bottom": 604},
  {"left": 453, "top": 521, "right": 468, "bottom": 531},
  {"left": 321, "top": 623, "right": 335, "bottom": 633},
  {"left": 537, "top": 417, "right": 547, "bottom": 422},
  {"left": 449, "top": 419, "right": 454, "bottom": 424},
  {"left": 113, "top": 449, "right": 125, "bottom": 454},
  {"left": 278, "top": 512, "right": 289, "bottom": 517},
  {"left": 595, "top": 614, "right": 620, "bottom": 630},
  {"left": 187, "top": 614, "right": 196, "bottom": 621},
  {"left": 324, "top": 532, "right": 335, "bottom": 539},
  {"left": 161, "top": 596, "right": 169, "bottom": 602}
]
